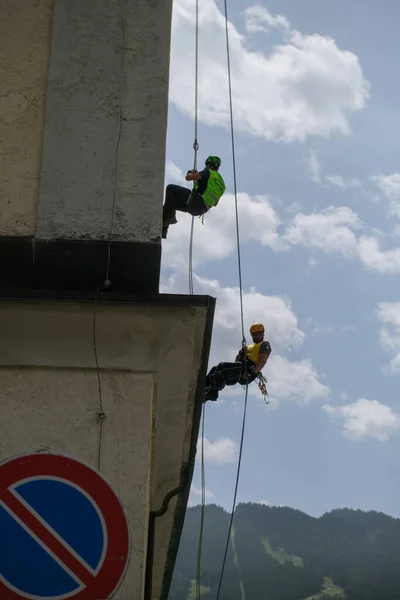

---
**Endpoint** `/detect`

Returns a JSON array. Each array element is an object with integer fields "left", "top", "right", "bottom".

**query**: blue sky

[{"left": 161, "top": 0, "right": 400, "bottom": 519}]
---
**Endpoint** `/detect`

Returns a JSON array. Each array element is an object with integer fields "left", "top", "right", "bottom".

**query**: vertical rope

[
  {"left": 193, "top": 0, "right": 199, "bottom": 169},
  {"left": 215, "top": 386, "right": 249, "bottom": 600},
  {"left": 189, "top": 0, "right": 199, "bottom": 297},
  {"left": 193, "top": 0, "right": 199, "bottom": 167},
  {"left": 196, "top": 404, "right": 206, "bottom": 600},
  {"left": 223, "top": 0, "right": 245, "bottom": 348},
  {"left": 215, "top": 2, "right": 249, "bottom": 597},
  {"left": 189, "top": 217, "right": 195, "bottom": 295},
  {"left": 93, "top": 0, "right": 126, "bottom": 473},
  {"left": 93, "top": 288, "right": 105, "bottom": 472},
  {"left": 190, "top": 4, "right": 207, "bottom": 600},
  {"left": 105, "top": 0, "right": 125, "bottom": 285}
]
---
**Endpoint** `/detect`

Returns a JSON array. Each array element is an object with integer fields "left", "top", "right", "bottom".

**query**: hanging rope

[
  {"left": 92, "top": 0, "right": 126, "bottom": 473},
  {"left": 93, "top": 288, "right": 105, "bottom": 472},
  {"left": 195, "top": 403, "right": 206, "bottom": 600},
  {"left": 191, "top": 3, "right": 207, "bottom": 598},
  {"left": 215, "top": 386, "right": 249, "bottom": 599},
  {"left": 105, "top": 0, "right": 125, "bottom": 286},
  {"left": 189, "top": 0, "right": 199, "bottom": 297},
  {"left": 215, "top": 1, "right": 249, "bottom": 597},
  {"left": 189, "top": 216, "right": 195, "bottom": 295},
  {"left": 223, "top": 2, "right": 246, "bottom": 349},
  {"left": 193, "top": 0, "right": 199, "bottom": 166}
]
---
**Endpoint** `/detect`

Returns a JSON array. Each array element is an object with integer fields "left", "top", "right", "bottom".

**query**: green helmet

[{"left": 205, "top": 155, "right": 221, "bottom": 168}]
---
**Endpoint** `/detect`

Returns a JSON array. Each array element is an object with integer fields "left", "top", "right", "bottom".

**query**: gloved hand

[{"left": 187, "top": 169, "right": 198, "bottom": 174}]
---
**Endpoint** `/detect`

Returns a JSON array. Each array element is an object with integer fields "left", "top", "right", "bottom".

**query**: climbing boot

[
  {"left": 162, "top": 216, "right": 177, "bottom": 226},
  {"left": 204, "top": 387, "right": 219, "bottom": 402}
]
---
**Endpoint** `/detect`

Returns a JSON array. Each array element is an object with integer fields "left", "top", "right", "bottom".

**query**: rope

[
  {"left": 223, "top": 0, "right": 245, "bottom": 348},
  {"left": 215, "top": 385, "right": 249, "bottom": 599},
  {"left": 189, "top": 217, "right": 195, "bottom": 295},
  {"left": 105, "top": 0, "right": 125, "bottom": 285},
  {"left": 193, "top": 0, "right": 199, "bottom": 164},
  {"left": 92, "top": 0, "right": 126, "bottom": 472},
  {"left": 215, "top": 2, "right": 249, "bottom": 597},
  {"left": 189, "top": 0, "right": 199, "bottom": 297},
  {"left": 195, "top": 403, "right": 206, "bottom": 600},
  {"left": 191, "top": 3, "right": 205, "bottom": 598},
  {"left": 93, "top": 288, "right": 106, "bottom": 472}
]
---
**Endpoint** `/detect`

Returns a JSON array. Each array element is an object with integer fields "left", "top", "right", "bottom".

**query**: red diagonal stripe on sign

[{"left": 0, "top": 487, "right": 94, "bottom": 588}]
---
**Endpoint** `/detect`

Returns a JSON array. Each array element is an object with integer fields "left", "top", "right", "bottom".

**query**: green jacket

[{"left": 195, "top": 169, "right": 226, "bottom": 208}]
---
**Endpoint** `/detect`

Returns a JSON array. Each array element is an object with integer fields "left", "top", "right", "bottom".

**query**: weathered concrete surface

[
  {"left": 0, "top": 298, "right": 210, "bottom": 599},
  {"left": 36, "top": 0, "right": 173, "bottom": 242},
  {"left": 0, "top": 0, "right": 54, "bottom": 236}
]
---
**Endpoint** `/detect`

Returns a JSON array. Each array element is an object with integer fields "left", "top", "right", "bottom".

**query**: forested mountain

[{"left": 169, "top": 503, "right": 400, "bottom": 600}]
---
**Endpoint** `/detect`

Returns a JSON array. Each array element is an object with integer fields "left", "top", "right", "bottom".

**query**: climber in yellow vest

[
  {"left": 162, "top": 156, "right": 226, "bottom": 239},
  {"left": 204, "top": 323, "right": 271, "bottom": 402}
]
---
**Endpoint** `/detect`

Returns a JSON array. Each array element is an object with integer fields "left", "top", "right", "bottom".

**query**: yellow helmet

[{"left": 250, "top": 323, "right": 265, "bottom": 334}]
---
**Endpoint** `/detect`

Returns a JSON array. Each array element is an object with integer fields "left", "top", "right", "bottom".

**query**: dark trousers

[
  {"left": 162, "top": 184, "right": 208, "bottom": 225},
  {"left": 205, "top": 360, "right": 256, "bottom": 400}
]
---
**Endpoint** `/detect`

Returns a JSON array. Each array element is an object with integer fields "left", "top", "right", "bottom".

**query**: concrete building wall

[
  {"left": 36, "top": 0, "right": 172, "bottom": 242},
  {"left": 0, "top": 3, "right": 213, "bottom": 598},
  {"left": 1, "top": 0, "right": 173, "bottom": 293},
  {"left": 0, "top": 295, "right": 213, "bottom": 599},
  {"left": 0, "top": 0, "right": 54, "bottom": 236},
  {"left": 0, "top": 366, "right": 154, "bottom": 599}
]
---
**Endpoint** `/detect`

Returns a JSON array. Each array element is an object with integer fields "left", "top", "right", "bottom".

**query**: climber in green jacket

[{"left": 162, "top": 156, "right": 226, "bottom": 239}]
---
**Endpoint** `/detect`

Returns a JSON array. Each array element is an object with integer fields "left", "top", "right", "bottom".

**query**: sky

[{"left": 161, "top": 0, "right": 400, "bottom": 519}]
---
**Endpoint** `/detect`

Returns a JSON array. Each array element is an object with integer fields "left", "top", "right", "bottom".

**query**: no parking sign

[{"left": 0, "top": 453, "right": 130, "bottom": 600}]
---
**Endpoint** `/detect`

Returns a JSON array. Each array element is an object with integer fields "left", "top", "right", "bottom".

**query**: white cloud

[
  {"left": 324, "top": 175, "right": 361, "bottom": 190},
  {"left": 161, "top": 272, "right": 304, "bottom": 354},
  {"left": 323, "top": 399, "right": 400, "bottom": 441},
  {"left": 161, "top": 190, "right": 284, "bottom": 270},
  {"left": 283, "top": 206, "right": 400, "bottom": 274},
  {"left": 307, "top": 152, "right": 361, "bottom": 190},
  {"left": 165, "top": 160, "right": 184, "bottom": 183},
  {"left": 284, "top": 206, "right": 361, "bottom": 257},
  {"left": 286, "top": 202, "right": 302, "bottom": 214},
  {"left": 307, "top": 151, "right": 322, "bottom": 183},
  {"left": 305, "top": 317, "right": 334, "bottom": 336},
  {"left": 324, "top": 175, "right": 347, "bottom": 189},
  {"left": 161, "top": 272, "right": 329, "bottom": 406},
  {"left": 268, "top": 355, "right": 329, "bottom": 404},
  {"left": 199, "top": 437, "right": 239, "bottom": 465},
  {"left": 377, "top": 302, "right": 400, "bottom": 373},
  {"left": 244, "top": 5, "right": 290, "bottom": 34},
  {"left": 162, "top": 163, "right": 400, "bottom": 276},
  {"left": 170, "top": 0, "right": 369, "bottom": 143},
  {"left": 189, "top": 483, "right": 215, "bottom": 506},
  {"left": 357, "top": 237, "right": 400, "bottom": 274},
  {"left": 371, "top": 173, "right": 400, "bottom": 220}
]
